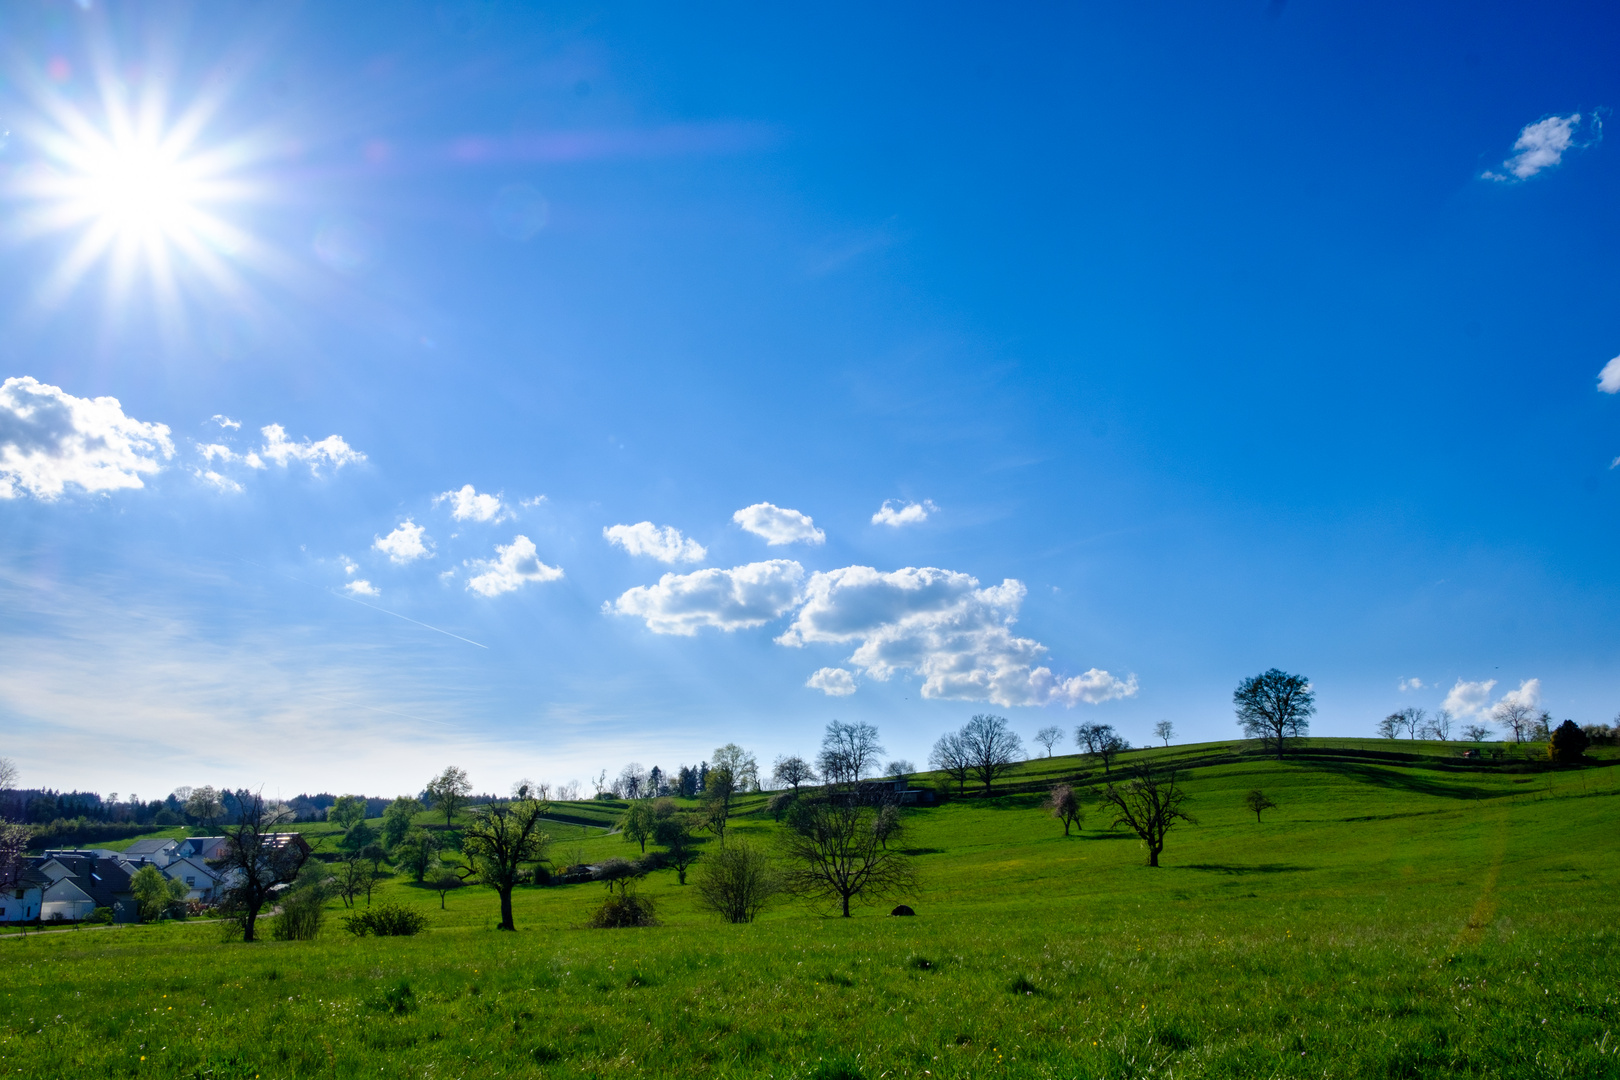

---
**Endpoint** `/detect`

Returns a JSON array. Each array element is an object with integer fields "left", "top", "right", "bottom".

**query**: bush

[
  {"left": 1549, "top": 720, "right": 1591, "bottom": 763},
  {"left": 694, "top": 838, "right": 782, "bottom": 924},
  {"left": 272, "top": 889, "right": 328, "bottom": 941},
  {"left": 88, "top": 907, "right": 113, "bottom": 925},
  {"left": 586, "top": 894, "right": 659, "bottom": 928},
  {"left": 342, "top": 903, "right": 427, "bottom": 937}
]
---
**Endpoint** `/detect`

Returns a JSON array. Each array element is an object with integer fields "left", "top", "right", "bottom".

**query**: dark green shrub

[
  {"left": 1549, "top": 720, "right": 1591, "bottom": 763},
  {"left": 585, "top": 893, "right": 658, "bottom": 928},
  {"left": 342, "top": 903, "right": 427, "bottom": 937},
  {"left": 271, "top": 889, "right": 327, "bottom": 941},
  {"left": 87, "top": 907, "right": 113, "bottom": 925}
]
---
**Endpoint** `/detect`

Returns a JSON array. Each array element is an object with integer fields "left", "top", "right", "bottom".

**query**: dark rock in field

[{"left": 890, "top": 905, "right": 915, "bottom": 917}]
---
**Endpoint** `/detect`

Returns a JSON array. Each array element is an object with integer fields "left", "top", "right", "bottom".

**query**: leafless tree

[
  {"left": 1461, "top": 722, "right": 1493, "bottom": 742},
  {"left": 1153, "top": 720, "right": 1175, "bottom": 747},
  {"left": 1098, "top": 764, "right": 1196, "bottom": 867},
  {"left": 884, "top": 760, "right": 915, "bottom": 782},
  {"left": 619, "top": 764, "right": 647, "bottom": 800},
  {"left": 780, "top": 796, "right": 917, "bottom": 917},
  {"left": 694, "top": 838, "right": 782, "bottom": 923},
  {"left": 771, "top": 755, "right": 818, "bottom": 791},
  {"left": 1425, "top": 709, "right": 1453, "bottom": 741},
  {"left": 460, "top": 798, "right": 552, "bottom": 931},
  {"left": 1492, "top": 700, "right": 1537, "bottom": 743},
  {"left": 426, "top": 766, "right": 472, "bottom": 827},
  {"left": 1034, "top": 726, "right": 1064, "bottom": 757},
  {"left": 213, "top": 793, "right": 310, "bottom": 943},
  {"left": 958, "top": 713, "right": 1024, "bottom": 793},
  {"left": 1233, "top": 669, "right": 1315, "bottom": 758},
  {"left": 1074, "top": 722, "right": 1108, "bottom": 754},
  {"left": 1096, "top": 730, "right": 1129, "bottom": 775},
  {"left": 1046, "top": 784, "right": 1083, "bottom": 835},
  {"left": 928, "top": 731, "right": 972, "bottom": 795},
  {"left": 1380, "top": 707, "right": 1425, "bottom": 739},
  {"left": 819, "top": 721, "right": 885, "bottom": 785},
  {"left": 0, "top": 757, "right": 16, "bottom": 792}
]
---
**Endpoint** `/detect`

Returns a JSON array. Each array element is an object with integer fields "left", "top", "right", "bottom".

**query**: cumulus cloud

[
  {"left": 604, "top": 521, "right": 707, "bottom": 564},
  {"left": 871, "top": 499, "right": 936, "bottom": 527},
  {"left": 1599, "top": 356, "right": 1620, "bottom": 394},
  {"left": 435, "top": 484, "right": 509, "bottom": 523},
  {"left": 210, "top": 414, "right": 241, "bottom": 430},
  {"left": 258, "top": 424, "right": 365, "bottom": 474},
  {"left": 344, "top": 579, "right": 380, "bottom": 597},
  {"left": 607, "top": 560, "right": 805, "bottom": 635},
  {"left": 465, "top": 535, "right": 564, "bottom": 597},
  {"left": 1398, "top": 677, "right": 1425, "bottom": 692},
  {"left": 777, "top": 565, "right": 1137, "bottom": 707},
  {"left": 191, "top": 468, "right": 243, "bottom": 493},
  {"left": 1442, "top": 677, "right": 1497, "bottom": 718},
  {"left": 0, "top": 376, "right": 174, "bottom": 500},
  {"left": 1497, "top": 677, "right": 1541, "bottom": 711},
  {"left": 733, "top": 502, "right": 825, "bottom": 545},
  {"left": 806, "top": 667, "right": 858, "bottom": 696},
  {"left": 1483, "top": 112, "right": 1600, "bottom": 181},
  {"left": 374, "top": 520, "right": 434, "bottom": 564}
]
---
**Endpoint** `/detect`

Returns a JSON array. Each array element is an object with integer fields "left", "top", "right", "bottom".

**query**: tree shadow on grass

[
  {"left": 1299, "top": 759, "right": 1506, "bottom": 801},
  {"left": 1179, "top": 863, "right": 1313, "bottom": 875}
]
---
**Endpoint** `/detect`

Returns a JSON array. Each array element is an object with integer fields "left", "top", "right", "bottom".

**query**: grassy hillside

[{"left": 2, "top": 741, "right": 1616, "bottom": 1078}]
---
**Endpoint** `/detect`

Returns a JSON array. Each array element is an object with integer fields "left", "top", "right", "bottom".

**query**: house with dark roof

[
  {"left": 36, "top": 859, "right": 97, "bottom": 922},
  {"left": 30, "top": 854, "right": 138, "bottom": 923}
]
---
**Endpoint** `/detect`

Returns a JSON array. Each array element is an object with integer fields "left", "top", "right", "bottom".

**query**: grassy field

[{"left": 3, "top": 739, "right": 1617, "bottom": 1078}]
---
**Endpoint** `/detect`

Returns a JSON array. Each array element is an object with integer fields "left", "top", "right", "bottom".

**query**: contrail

[
  {"left": 330, "top": 589, "right": 489, "bottom": 649},
  {"left": 303, "top": 691, "right": 457, "bottom": 727}
]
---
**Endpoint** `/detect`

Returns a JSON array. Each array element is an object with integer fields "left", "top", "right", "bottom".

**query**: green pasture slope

[{"left": 3, "top": 739, "right": 1618, "bottom": 1079}]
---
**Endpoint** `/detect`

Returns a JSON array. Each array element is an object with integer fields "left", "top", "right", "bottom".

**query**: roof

[
  {"left": 123, "top": 839, "right": 179, "bottom": 855},
  {"left": 34, "top": 855, "right": 135, "bottom": 907}
]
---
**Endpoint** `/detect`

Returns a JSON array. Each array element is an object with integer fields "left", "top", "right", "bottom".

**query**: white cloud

[
  {"left": 435, "top": 484, "right": 509, "bottom": 523},
  {"left": 1497, "top": 677, "right": 1541, "bottom": 711},
  {"left": 733, "top": 502, "right": 825, "bottom": 546},
  {"left": 465, "top": 535, "right": 564, "bottom": 597},
  {"left": 1483, "top": 112, "right": 1599, "bottom": 181},
  {"left": 210, "top": 414, "right": 242, "bottom": 430},
  {"left": 342, "top": 559, "right": 359, "bottom": 575},
  {"left": 197, "top": 443, "right": 237, "bottom": 464},
  {"left": 1398, "top": 677, "right": 1425, "bottom": 692},
  {"left": 258, "top": 424, "right": 365, "bottom": 475},
  {"left": 520, "top": 495, "right": 546, "bottom": 508},
  {"left": 344, "top": 579, "right": 380, "bottom": 597},
  {"left": 872, "top": 499, "right": 937, "bottom": 527},
  {"left": 1442, "top": 677, "right": 1497, "bottom": 718},
  {"left": 604, "top": 521, "right": 707, "bottom": 564},
  {"left": 374, "top": 520, "right": 434, "bottom": 565},
  {"left": 777, "top": 565, "right": 1137, "bottom": 708},
  {"left": 0, "top": 376, "right": 174, "bottom": 500},
  {"left": 606, "top": 560, "right": 804, "bottom": 635},
  {"left": 806, "top": 667, "right": 857, "bottom": 696},
  {"left": 1599, "top": 356, "right": 1620, "bottom": 394},
  {"left": 191, "top": 468, "right": 243, "bottom": 493}
]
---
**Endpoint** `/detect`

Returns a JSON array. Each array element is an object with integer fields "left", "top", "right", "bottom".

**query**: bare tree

[
  {"left": 884, "top": 760, "right": 915, "bottom": 782},
  {"left": 1074, "top": 722, "right": 1107, "bottom": 754},
  {"left": 619, "top": 764, "right": 647, "bottom": 801},
  {"left": 213, "top": 793, "right": 310, "bottom": 942},
  {"left": 780, "top": 796, "right": 917, "bottom": 917},
  {"left": 1233, "top": 669, "right": 1315, "bottom": 758},
  {"left": 928, "top": 731, "right": 971, "bottom": 795},
  {"left": 0, "top": 757, "right": 16, "bottom": 792},
  {"left": 460, "top": 798, "right": 552, "bottom": 931},
  {"left": 1046, "top": 785, "right": 1083, "bottom": 836},
  {"left": 426, "top": 766, "right": 472, "bottom": 827},
  {"left": 1425, "top": 709, "right": 1453, "bottom": 741},
  {"left": 1461, "top": 722, "right": 1493, "bottom": 742},
  {"left": 1492, "top": 700, "right": 1537, "bottom": 743},
  {"left": 694, "top": 838, "right": 782, "bottom": 923},
  {"left": 818, "top": 720, "right": 885, "bottom": 785},
  {"left": 771, "top": 755, "right": 818, "bottom": 791},
  {"left": 1243, "top": 789, "right": 1277, "bottom": 823},
  {"left": 1153, "top": 720, "right": 1175, "bottom": 747},
  {"left": 1034, "top": 726, "right": 1065, "bottom": 757},
  {"left": 1098, "top": 764, "right": 1196, "bottom": 867},
  {"left": 1381, "top": 707, "right": 1425, "bottom": 739},
  {"left": 958, "top": 714, "right": 1024, "bottom": 793},
  {"left": 1097, "top": 729, "right": 1130, "bottom": 775}
]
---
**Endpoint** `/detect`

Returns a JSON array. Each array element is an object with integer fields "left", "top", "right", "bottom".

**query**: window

[{"left": 185, "top": 877, "right": 195, "bottom": 886}]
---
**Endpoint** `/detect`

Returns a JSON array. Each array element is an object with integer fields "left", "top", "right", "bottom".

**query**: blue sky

[{"left": 3, "top": 1, "right": 1619, "bottom": 798}]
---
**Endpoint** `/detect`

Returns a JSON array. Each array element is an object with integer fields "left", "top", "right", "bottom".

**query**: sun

[{"left": 81, "top": 137, "right": 201, "bottom": 238}]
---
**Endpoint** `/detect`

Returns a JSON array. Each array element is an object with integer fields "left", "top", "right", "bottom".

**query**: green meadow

[{"left": 3, "top": 740, "right": 1618, "bottom": 1079}]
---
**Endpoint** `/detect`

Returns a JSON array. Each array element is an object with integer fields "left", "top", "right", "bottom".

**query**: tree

[
  {"left": 620, "top": 801, "right": 656, "bottom": 854},
  {"left": 1098, "top": 764, "right": 1196, "bottom": 867},
  {"left": 885, "top": 759, "right": 915, "bottom": 781},
  {"left": 213, "top": 792, "right": 310, "bottom": 942},
  {"left": 654, "top": 812, "right": 699, "bottom": 884},
  {"left": 0, "top": 757, "right": 16, "bottom": 792},
  {"left": 701, "top": 766, "right": 735, "bottom": 845},
  {"left": 1425, "top": 710, "right": 1453, "bottom": 741},
  {"left": 928, "top": 731, "right": 972, "bottom": 795},
  {"left": 781, "top": 795, "right": 917, "bottom": 917},
  {"left": 1376, "top": 714, "right": 1402, "bottom": 739},
  {"left": 1074, "top": 722, "right": 1108, "bottom": 755},
  {"left": 0, "top": 822, "right": 28, "bottom": 895},
  {"left": 334, "top": 854, "right": 375, "bottom": 910},
  {"left": 393, "top": 827, "right": 440, "bottom": 882},
  {"left": 429, "top": 863, "right": 462, "bottom": 909},
  {"left": 1380, "top": 707, "right": 1424, "bottom": 739},
  {"left": 1233, "top": 669, "right": 1315, "bottom": 758},
  {"left": 818, "top": 720, "right": 884, "bottom": 785},
  {"left": 592, "top": 856, "right": 647, "bottom": 897},
  {"left": 381, "top": 797, "right": 424, "bottom": 850},
  {"left": 873, "top": 803, "right": 902, "bottom": 849},
  {"left": 1046, "top": 784, "right": 1083, "bottom": 836},
  {"left": 1034, "top": 726, "right": 1065, "bottom": 757},
  {"left": 712, "top": 744, "right": 760, "bottom": 792},
  {"left": 130, "top": 864, "right": 187, "bottom": 922},
  {"left": 695, "top": 838, "right": 782, "bottom": 923},
  {"left": 1549, "top": 720, "right": 1590, "bottom": 763},
  {"left": 1492, "top": 700, "right": 1537, "bottom": 743},
  {"left": 1243, "top": 789, "right": 1277, "bottom": 823},
  {"left": 426, "top": 766, "right": 472, "bottom": 827},
  {"left": 771, "top": 755, "right": 817, "bottom": 791},
  {"left": 328, "top": 794, "right": 368, "bottom": 831},
  {"left": 618, "top": 763, "right": 647, "bottom": 800},
  {"left": 1462, "top": 722, "right": 1493, "bottom": 742},
  {"left": 183, "top": 786, "right": 225, "bottom": 830},
  {"left": 1531, "top": 710, "right": 1552, "bottom": 742},
  {"left": 959, "top": 713, "right": 1024, "bottom": 793},
  {"left": 460, "top": 798, "right": 551, "bottom": 931},
  {"left": 1096, "top": 730, "right": 1130, "bottom": 775}
]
